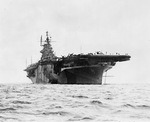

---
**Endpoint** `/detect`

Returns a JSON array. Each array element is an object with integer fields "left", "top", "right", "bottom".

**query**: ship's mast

[
  {"left": 40, "top": 36, "right": 42, "bottom": 46},
  {"left": 40, "top": 31, "right": 51, "bottom": 46},
  {"left": 46, "top": 31, "right": 51, "bottom": 45}
]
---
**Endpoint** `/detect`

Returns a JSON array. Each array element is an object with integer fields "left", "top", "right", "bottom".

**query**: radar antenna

[
  {"left": 40, "top": 31, "right": 52, "bottom": 46},
  {"left": 46, "top": 31, "right": 51, "bottom": 45}
]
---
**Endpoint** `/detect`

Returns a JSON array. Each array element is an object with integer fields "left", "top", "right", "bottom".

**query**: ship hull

[
  {"left": 27, "top": 64, "right": 112, "bottom": 84},
  {"left": 58, "top": 65, "right": 112, "bottom": 84}
]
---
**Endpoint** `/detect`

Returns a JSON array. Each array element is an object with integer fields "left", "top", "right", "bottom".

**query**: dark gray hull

[
  {"left": 58, "top": 65, "right": 112, "bottom": 84},
  {"left": 28, "top": 64, "right": 112, "bottom": 84}
]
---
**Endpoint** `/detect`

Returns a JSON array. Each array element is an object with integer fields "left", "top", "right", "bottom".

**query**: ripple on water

[
  {"left": 81, "top": 117, "right": 94, "bottom": 120},
  {"left": 122, "top": 104, "right": 150, "bottom": 110},
  {"left": 105, "top": 97, "right": 113, "bottom": 100},
  {"left": 0, "top": 115, "right": 19, "bottom": 121},
  {"left": 12, "top": 100, "right": 31, "bottom": 104},
  {"left": 0, "top": 107, "right": 16, "bottom": 112},
  {"left": 70, "top": 95, "right": 89, "bottom": 99},
  {"left": 42, "top": 111, "right": 71, "bottom": 116},
  {"left": 122, "top": 104, "right": 135, "bottom": 108},
  {"left": 136, "top": 105, "right": 150, "bottom": 109},
  {"left": 90, "top": 100, "right": 103, "bottom": 105},
  {"left": 68, "top": 116, "right": 94, "bottom": 121}
]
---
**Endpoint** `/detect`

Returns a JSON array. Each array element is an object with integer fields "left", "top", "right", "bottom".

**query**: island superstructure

[{"left": 24, "top": 32, "right": 131, "bottom": 84}]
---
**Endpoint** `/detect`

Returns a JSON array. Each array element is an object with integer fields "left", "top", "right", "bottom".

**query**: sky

[{"left": 0, "top": 0, "right": 150, "bottom": 84}]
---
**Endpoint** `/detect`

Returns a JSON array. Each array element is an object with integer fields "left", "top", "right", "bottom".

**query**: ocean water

[{"left": 0, "top": 84, "right": 150, "bottom": 122}]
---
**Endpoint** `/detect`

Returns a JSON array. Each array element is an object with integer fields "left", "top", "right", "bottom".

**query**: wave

[
  {"left": 68, "top": 116, "right": 94, "bottom": 121},
  {"left": 90, "top": 100, "right": 103, "bottom": 105},
  {"left": 42, "top": 111, "right": 71, "bottom": 116},
  {"left": 81, "top": 117, "right": 93, "bottom": 120},
  {"left": 12, "top": 100, "right": 31, "bottom": 104},
  {"left": 122, "top": 104, "right": 150, "bottom": 109},
  {"left": 136, "top": 105, "right": 150, "bottom": 109},
  {"left": 0, "top": 115, "right": 19, "bottom": 121},
  {"left": 69, "top": 95, "right": 89, "bottom": 99},
  {"left": 105, "top": 97, "right": 113, "bottom": 100},
  {"left": 0, "top": 107, "right": 16, "bottom": 111},
  {"left": 122, "top": 104, "right": 135, "bottom": 108}
]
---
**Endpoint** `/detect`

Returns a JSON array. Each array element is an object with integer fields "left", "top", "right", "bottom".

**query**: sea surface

[{"left": 0, "top": 83, "right": 150, "bottom": 122}]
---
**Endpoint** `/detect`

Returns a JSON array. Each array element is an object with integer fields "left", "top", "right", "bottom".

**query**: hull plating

[{"left": 29, "top": 65, "right": 112, "bottom": 84}]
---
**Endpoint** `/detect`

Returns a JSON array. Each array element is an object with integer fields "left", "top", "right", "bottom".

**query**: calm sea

[{"left": 0, "top": 83, "right": 150, "bottom": 122}]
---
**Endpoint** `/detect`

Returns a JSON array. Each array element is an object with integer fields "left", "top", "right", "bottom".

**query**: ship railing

[{"left": 92, "top": 51, "right": 129, "bottom": 56}]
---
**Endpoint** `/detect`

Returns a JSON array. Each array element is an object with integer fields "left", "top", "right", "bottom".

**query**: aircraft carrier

[{"left": 24, "top": 32, "right": 131, "bottom": 84}]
